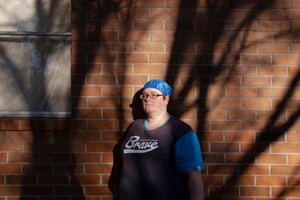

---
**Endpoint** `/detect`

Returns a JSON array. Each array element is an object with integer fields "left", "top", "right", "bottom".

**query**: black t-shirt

[{"left": 119, "top": 117, "right": 195, "bottom": 200}]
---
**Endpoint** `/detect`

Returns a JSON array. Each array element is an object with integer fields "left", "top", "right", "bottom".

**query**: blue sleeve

[{"left": 174, "top": 131, "right": 204, "bottom": 172}]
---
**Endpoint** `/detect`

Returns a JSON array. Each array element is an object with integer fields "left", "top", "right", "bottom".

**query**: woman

[{"left": 113, "top": 79, "right": 204, "bottom": 200}]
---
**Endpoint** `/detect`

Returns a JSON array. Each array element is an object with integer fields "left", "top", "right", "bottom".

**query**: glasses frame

[{"left": 139, "top": 93, "right": 164, "bottom": 100}]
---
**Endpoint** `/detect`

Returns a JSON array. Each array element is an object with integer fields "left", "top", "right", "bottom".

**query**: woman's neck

[{"left": 145, "top": 111, "right": 170, "bottom": 130}]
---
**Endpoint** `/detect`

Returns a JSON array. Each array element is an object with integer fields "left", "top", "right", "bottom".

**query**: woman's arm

[{"left": 186, "top": 170, "right": 204, "bottom": 200}]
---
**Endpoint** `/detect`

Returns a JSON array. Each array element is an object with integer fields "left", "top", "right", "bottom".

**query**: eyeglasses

[{"left": 139, "top": 93, "right": 164, "bottom": 100}]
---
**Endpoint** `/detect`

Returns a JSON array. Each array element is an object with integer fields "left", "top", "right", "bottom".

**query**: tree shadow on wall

[
  {"left": 20, "top": 125, "right": 85, "bottom": 200},
  {"left": 205, "top": 68, "right": 300, "bottom": 200},
  {"left": 7, "top": 1, "right": 85, "bottom": 200},
  {"left": 165, "top": 0, "right": 299, "bottom": 199},
  {"left": 108, "top": 89, "right": 146, "bottom": 200}
]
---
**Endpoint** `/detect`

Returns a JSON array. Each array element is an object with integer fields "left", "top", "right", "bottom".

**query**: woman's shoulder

[{"left": 169, "top": 116, "right": 192, "bottom": 129}]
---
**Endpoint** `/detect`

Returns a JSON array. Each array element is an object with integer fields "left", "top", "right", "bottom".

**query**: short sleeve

[{"left": 174, "top": 131, "right": 204, "bottom": 172}]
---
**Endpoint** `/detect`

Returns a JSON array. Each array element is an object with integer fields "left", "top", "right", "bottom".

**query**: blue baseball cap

[{"left": 143, "top": 79, "right": 173, "bottom": 96}]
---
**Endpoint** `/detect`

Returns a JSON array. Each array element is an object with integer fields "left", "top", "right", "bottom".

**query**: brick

[
  {"left": 288, "top": 176, "right": 300, "bottom": 186},
  {"left": 126, "top": 31, "right": 150, "bottom": 41},
  {"left": 88, "top": 120, "right": 118, "bottom": 131},
  {"left": 288, "top": 154, "right": 300, "bottom": 165},
  {"left": 225, "top": 153, "right": 257, "bottom": 164},
  {"left": 74, "top": 108, "right": 101, "bottom": 118},
  {"left": 255, "top": 110, "right": 276, "bottom": 121},
  {"left": 240, "top": 186, "right": 270, "bottom": 197},
  {"left": 287, "top": 131, "right": 300, "bottom": 143},
  {"left": 272, "top": 165, "right": 299, "bottom": 175},
  {"left": 288, "top": 116, "right": 300, "bottom": 131},
  {"left": 73, "top": 86, "right": 101, "bottom": 97},
  {"left": 125, "top": 53, "right": 149, "bottom": 63},
  {"left": 229, "top": 65, "right": 257, "bottom": 75},
  {"left": 75, "top": 153, "right": 100, "bottom": 162},
  {"left": 102, "top": 153, "right": 113, "bottom": 163},
  {"left": 85, "top": 164, "right": 112, "bottom": 174},
  {"left": 76, "top": 174, "right": 101, "bottom": 185},
  {"left": 86, "top": 142, "right": 115, "bottom": 152},
  {"left": 204, "top": 132, "right": 224, "bottom": 142},
  {"left": 131, "top": 8, "right": 151, "bottom": 18},
  {"left": 133, "top": 19, "right": 164, "bottom": 31},
  {"left": 242, "top": 98, "right": 271, "bottom": 109},
  {"left": 7, "top": 131, "right": 32, "bottom": 142},
  {"left": 71, "top": 119, "right": 88, "bottom": 130},
  {"left": 275, "top": 32, "right": 300, "bottom": 43},
  {"left": 202, "top": 174, "right": 223, "bottom": 186},
  {"left": 256, "top": 175, "right": 287, "bottom": 186},
  {"left": 203, "top": 154, "right": 225, "bottom": 164},
  {"left": 227, "top": 110, "right": 256, "bottom": 121},
  {"left": 272, "top": 76, "right": 294, "bottom": 87},
  {"left": 272, "top": 186, "right": 300, "bottom": 197},
  {"left": 133, "top": 42, "right": 164, "bottom": 52},
  {"left": 257, "top": 154, "right": 287, "bottom": 164},
  {"left": 225, "top": 132, "right": 255, "bottom": 142},
  {"left": 206, "top": 110, "right": 226, "bottom": 120},
  {"left": 136, "top": 0, "right": 165, "bottom": 7},
  {"left": 72, "top": 97, "right": 88, "bottom": 108},
  {"left": 88, "top": 97, "right": 118, "bottom": 108},
  {"left": 2, "top": 119, "right": 20, "bottom": 131},
  {"left": 87, "top": 75, "right": 116, "bottom": 85},
  {"left": 257, "top": 88, "right": 287, "bottom": 98},
  {"left": 215, "top": 76, "right": 242, "bottom": 86},
  {"left": 8, "top": 152, "right": 32, "bottom": 163},
  {"left": 231, "top": 175, "right": 255, "bottom": 185},
  {"left": 134, "top": 64, "right": 166, "bottom": 74},
  {"left": 273, "top": 55, "right": 299, "bottom": 65},
  {"left": 0, "top": 164, "right": 21, "bottom": 174},
  {"left": 0, "top": 132, "right": 5, "bottom": 141},
  {"left": 258, "top": 66, "right": 287, "bottom": 75},
  {"left": 261, "top": 0, "right": 291, "bottom": 8},
  {"left": 256, "top": 9, "right": 276, "bottom": 20},
  {"left": 211, "top": 98, "right": 241, "bottom": 109},
  {"left": 243, "top": 76, "right": 271, "bottom": 87},
  {"left": 290, "top": 43, "right": 300, "bottom": 53},
  {"left": 259, "top": 21, "right": 290, "bottom": 31},
  {"left": 72, "top": 143, "right": 86, "bottom": 153},
  {"left": 243, "top": 165, "right": 269, "bottom": 175},
  {"left": 227, "top": 87, "right": 257, "bottom": 97},
  {"left": 209, "top": 121, "right": 241, "bottom": 131},
  {"left": 241, "top": 120, "right": 267, "bottom": 131},
  {"left": 121, "top": 75, "right": 148, "bottom": 85},
  {"left": 149, "top": 53, "right": 170, "bottom": 63},
  {"left": 0, "top": 143, "right": 22, "bottom": 151},
  {"left": 207, "top": 185, "right": 239, "bottom": 197},
  {"left": 259, "top": 43, "right": 289, "bottom": 53},
  {"left": 208, "top": 165, "right": 238, "bottom": 176},
  {"left": 211, "top": 143, "right": 239, "bottom": 153},
  {"left": 292, "top": 0, "right": 300, "bottom": 8},
  {"left": 246, "top": 32, "right": 273, "bottom": 42},
  {"left": 272, "top": 143, "right": 300, "bottom": 153},
  {"left": 272, "top": 99, "right": 300, "bottom": 109},
  {"left": 72, "top": 131, "right": 100, "bottom": 141},
  {"left": 0, "top": 153, "right": 7, "bottom": 162},
  {"left": 0, "top": 186, "right": 20, "bottom": 196},
  {"left": 240, "top": 142, "right": 271, "bottom": 153}
]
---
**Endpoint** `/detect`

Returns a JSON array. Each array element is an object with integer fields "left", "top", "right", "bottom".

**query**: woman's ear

[{"left": 164, "top": 96, "right": 171, "bottom": 104}]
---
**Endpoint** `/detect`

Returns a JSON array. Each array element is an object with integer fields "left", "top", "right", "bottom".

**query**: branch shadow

[
  {"left": 19, "top": 1, "right": 84, "bottom": 199},
  {"left": 207, "top": 68, "right": 300, "bottom": 199},
  {"left": 164, "top": 0, "right": 299, "bottom": 199},
  {"left": 108, "top": 88, "right": 145, "bottom": 200}
]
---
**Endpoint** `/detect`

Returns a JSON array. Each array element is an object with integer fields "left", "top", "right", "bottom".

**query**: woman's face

[{"left": 141, "top": 88, "right": 169, "bottom": 115}]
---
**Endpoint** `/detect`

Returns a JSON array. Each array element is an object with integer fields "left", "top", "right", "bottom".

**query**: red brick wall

[{"left": 1, "top": 0, "right": 299, "bottom": 199}]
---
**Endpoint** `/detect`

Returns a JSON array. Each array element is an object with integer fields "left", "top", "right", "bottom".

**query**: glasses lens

[{"left": 140, "top": 93, "right": 163, "bottom": 99}]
